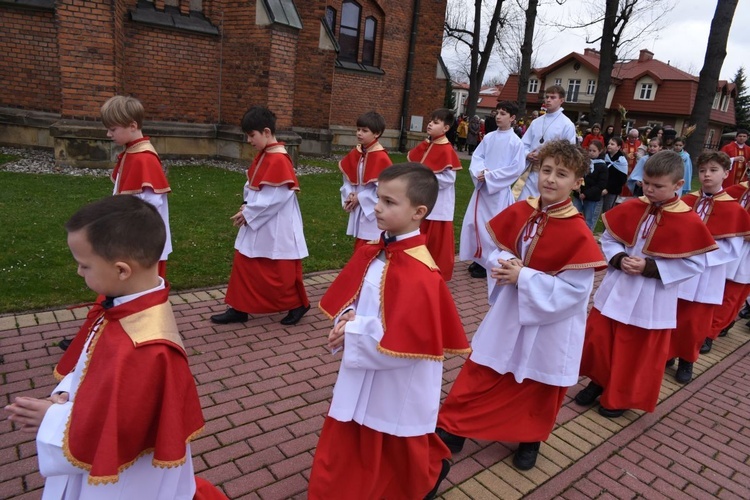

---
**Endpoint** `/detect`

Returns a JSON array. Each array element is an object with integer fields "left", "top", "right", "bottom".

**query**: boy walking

[
  {"left": 459, "top": 101, "right": 526, "bottom": 279},
  {"left": 340, "top": 111, "right": 393, "bottom": 250},
  {"left": 309, "top": 164, "right": 471, "bottom": 499},
  {"left": 211, "top": 106, "right": 310, "bottom": 326},
  {"left": 407, "top": 108, "right": 462, "bottom": 280},
  {"left": 720, "top": 129, "right": 749, "bottom": 187},
  {"left": 436, "top": 141, "right": 605, "bottom": 471},
  {"left": 575, "top": 151, "right": 717, "bottom": 417},
  {"left": 5, "top": 196, "right": 208, "bottom": 498}
]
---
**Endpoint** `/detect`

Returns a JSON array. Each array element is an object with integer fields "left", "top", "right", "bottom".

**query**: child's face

[
  {"left": 641, "top": 173, "right": 684, "bottom": 203},
  {"left": 426, "top": 118, "right": 449, "bottom": 139},
  {"left": 495, "top": 109, "right": 515, "bottom": 130},
  {"left": 698, "top": 160, "right": 729, "bottom": 193},
  {"left": 246, "top": 129, "right": 273, "bottom": 151},
  {"left": 374, "top": 178, "right": 425, "bottom": 236},
  {"left": 607, "top": 140, "right": 621, "bottom": 155},
  {"left": 737, "top": 133, "right": 748, "bottom": 145},
  {"left": 543, "top": 93, "right": 564, "bottom": 113},
  {"left": 356, "top": 127, "right": 378, "bottom": 146},
  {"left": 592, "top": 127, "right": 601, "bottom": 135},
  {"left": 587, "top": 145, "right": 602, "bottom": 159},
  {"left": 67, "top": 229, "right": 126, "bottom": 297},
  {"left": 106, "top": 121, "right": 141, "bottom": 146},
  {"left": 647, "top": 140, "right": 662, "bottom": 155},
  {"left": 537, "top": 157, "right": 582, "bottom": 207},
  {"left": 673, "top": 141, "right": 684, "bottom": 152}
]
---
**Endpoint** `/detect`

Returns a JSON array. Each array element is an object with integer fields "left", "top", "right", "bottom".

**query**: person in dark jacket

[
  {"left": 572, "top": 139, "right": 608, "bottom": 231},
  {"left": 600, "top": 136, "right": 628, "bottom": 213}
]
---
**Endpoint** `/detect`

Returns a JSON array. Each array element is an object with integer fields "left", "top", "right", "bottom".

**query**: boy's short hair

[
  {"left": 696, "top": 150, "right": 731, "bottom": 171},
  {"left": 241, "top": 106, "right": 276, "bottom": 134},
  {"left": 430, "top": 108, "right": 455, "bottom": 127},
  {"left": 378, "top": 163, "right": 438, "bottom": 215},
  {"left": 356, "top": 111, "right": 386, "bottom": 136},
  {"left": 643, "top": 150, "right": 684, "bottom": 182},
  {"left": 538, "top": 140, "right": 588, "bottom": 179},
  {"left": 737, "top": 129, "right": 749, "bottom": 136},
  {"left": 496, "top": 100, "right": 518, "bottom": 117},
  {"left": 101, "top": 96, "right": 145, "bottom": 129},
  {"left": 65, "top": 196, "right": 166, "bottom": 268},
  {"left": 545, "top": 85, "right": 566, "bottom": 98}
]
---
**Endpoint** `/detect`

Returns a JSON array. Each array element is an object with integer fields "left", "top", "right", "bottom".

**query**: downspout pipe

[{"left": 398, "top": 0, "right": 420, "bottom": 152}]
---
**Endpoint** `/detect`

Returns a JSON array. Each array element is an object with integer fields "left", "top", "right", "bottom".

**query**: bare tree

[
  {"left": 685, "top": 0, "right": 740, "bottom": 161},
  {"left": 516, "top": 0, "right": 540, "bottom": 117}
]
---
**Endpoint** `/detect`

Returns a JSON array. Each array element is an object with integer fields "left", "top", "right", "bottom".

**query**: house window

[
  {"left": 587, "top": 79, "right": 596, "bottom": 94},
  {"left": 713, "top": 92, "right": 721, "bottom": 109},
  {"left": 567, "top": 79, "right": 581, "bottom": 102},
  {"left": 721, "top": 94, "right": 730, "bottom": 112},
  {"left": 339, "top": 1, "right": 361, "bottom": 62},
  {"left": 527, "top": 79, "right": 539, "bottom": 93},
  {"left": 325, "top": 6, "right": 336, "bottom": 32},
  {"left": 707, "top": 129, "right": 716, "bottom": 148},
  {"left": 554, "top": 78, "right": 562, "bottom": 86},
  {"left": 638, "top": 83, "right": 653, "bottom": 100},
  {"left": 362, "top": 17, "right": 376, "bottom": 66}
]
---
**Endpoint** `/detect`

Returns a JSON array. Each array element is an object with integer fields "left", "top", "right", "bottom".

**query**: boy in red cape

[
  {"left": 575, "top": 151, "right": 717, "bottom": 418},
  {"left": 667, "top": 151, "right": 750, "bottom": 382},
  {"left": 4, "top": 196, "right": 225, "bottom": 499},
  {"left": 309, "top": 164, "right": 471, "bottom": 499},
  {"left": 435, "top": 141, "right": 606, "bottom": 471},
  {"left": 211, "top": 106, "right": 310, "bottom": 326},
  {"left": 407, "top": 108, "right": 462, "bottom": 280},
  {"left": 340, "top": 111, "right": 393, "bottom": 251}
]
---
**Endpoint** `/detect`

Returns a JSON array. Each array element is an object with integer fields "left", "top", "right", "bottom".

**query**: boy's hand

[
  {"left": 579, "top": 193, "right": 586, "bottom": 201},
  {"left": 344, "top": 193, "right": 359, "bottom": 212},
  {"left": 527, "top": 151, "right": 539, "bottom": 162},
  {"left": 4, "top": 396, "right": 56, "bottom": 433},
  {"left": 231, "top": 211, "right": 247, "bottom": 227},
  {"left": 328, "top": 310, "right": 354, "bottom": 351},
  {"left": 477, "top": 169, "right": 487, "bottom": 182},
  {"left": 491, "top": 258, "right": 523, "bottom": 286},
  {"left": 620, "top": 256, "right": 646, "bottom": 275}
]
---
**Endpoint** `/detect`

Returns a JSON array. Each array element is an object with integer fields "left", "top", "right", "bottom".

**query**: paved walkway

[{"left": 1, "top": 263, "right": 749, "bottom": 499}]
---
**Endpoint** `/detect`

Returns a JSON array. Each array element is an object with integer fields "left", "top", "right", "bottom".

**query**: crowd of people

[{"left": 5, "top": 88, "right": 750, "bottom": 499}]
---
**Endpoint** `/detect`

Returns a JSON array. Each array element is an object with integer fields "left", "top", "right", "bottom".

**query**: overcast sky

[{"left": 442, "top": 0, "right": 748, "bottom": 83}]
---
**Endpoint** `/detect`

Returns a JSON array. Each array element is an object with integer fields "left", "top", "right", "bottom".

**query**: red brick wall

[
  {"left": 0, "top": 6, "right": 61, "bottom": 112},
  {"left": 267, "top": 26, "right": 298, "bottom": 129}
]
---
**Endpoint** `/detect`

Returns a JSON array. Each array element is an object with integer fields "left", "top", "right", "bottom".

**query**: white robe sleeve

[
  {"left": 655, "top": 253, "right": 706, "bottom": 287},
  {"left": 340, "top": 175, "right": 355, "bottom": 207},
  {"left": 468, "top": 139, "right": 488, "bottom": 179},
  {"left": 707, "top": 237, "right": 742, "bottom": 266},
  {"left": 357, "top": 183, "right": 379, "bottom": 219},
  {"left": 483, "top": 142, "right": 526, "bottom": 194},
  {"left": 134, "top": 188, "right": 165, "bottom": 210},
  {"left": 434, "top": 169, "right": 456, "bottom": 189},
  {"left": 36, "top": 401, "right": 81, "bottom": 477},
  {"left": 516, "top": 267, "right": 594, "bottom": 326},
  {"left": 599, "top": 230, "right": 626, "bottom": 261},
  {"left": 342, "top": 323, "right": 420, "bottom": 371},
  {"left": 243, "top": 185, "right": 295, "bottom": 231}
]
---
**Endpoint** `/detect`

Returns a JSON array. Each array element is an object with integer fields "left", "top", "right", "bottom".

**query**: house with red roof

[
  {"left": 498, "top": 48, "right": 736, "bottom": 148},
  {"left": 452, "top": 82, "right": 504, "bottom": 119}
]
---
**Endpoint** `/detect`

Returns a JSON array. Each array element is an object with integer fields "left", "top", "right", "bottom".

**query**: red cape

[
  {"left": 682, "top": 190, "right": 750, "bottom": 239},
  {"left": 247, "top": 143, "right": 299, "bottom": 191},
  {"left": 111, "top": 137, "right": 170, "bottom": 195},
  {"left": 603, "top": 196, "right": 717, "bottom": 258},
  {"left": 406, "top": 136, "right": 462, "bottom": 173},
  {"left": 338, "top": 142, "right": 392, "bottom": 185},
  {"left": 726, "top": 181, "right": 750, "bottom": 209},
  {"left": 486, "top": 198, "right": 606, "bottom": 275},
  {"left": 319, "top": 234, "right": 470, "bottom": 360},
  {"left": 54, "top": 286, "right": 204, "bottom": 485}
]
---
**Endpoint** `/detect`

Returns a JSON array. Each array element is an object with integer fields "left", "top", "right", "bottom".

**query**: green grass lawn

[{"left": 1, "top": 154, "right": 473, "bottom": 313}]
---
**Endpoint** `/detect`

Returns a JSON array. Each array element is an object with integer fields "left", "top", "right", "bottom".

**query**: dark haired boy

[
  {"left": 407, "top": 108, "right": 462, "bottom": 280},
  {"left": 437, "top": 141, "right": 606, "bottom": 471},
  {"left": 340, "top": 110, "right": 393, "bottom": 250},
  {"left": 666, "top": 151, "right": 750, "bottom": 381},
  {"left": 211, "top": 106, "right": 310, "bottom": 326},
  {"left": 309, "top": 163, "right": 470, "bottom": 499},
  {"left": 459, "top": 100, "right": 526, "bottom": 278},
  {"left": 720, "top": 128, "right": 749, "bottom": 187},
  {"left": 4, "top": 196, "right": 213, "bottom": 498},
  {"left": 576, "top": 151, "right": 717, "bottom": 417}
]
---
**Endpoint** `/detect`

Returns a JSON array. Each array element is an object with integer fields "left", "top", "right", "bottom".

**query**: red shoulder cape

[
  {"left": 681, "top": 191, "right": 750, "bottom": 239},
  {"left": 726, "top": 181, "right": 750, "bottom": 210},
  {"left": 406, "top": 137, "right": 462, "bottom": 173},
  {"left": 602, "top": 197, "right": 718, "bottom": 258},
  {"left": 338, "top": 142, "right": 392, "bottom": 185},
  {"left": 247, "top": 143, "right": 299, "bottom": 191},
  {"left": 318, "top": 234, "right": 470, "bottom": 360},
  {"left": 111, "top": 138, "right": 170, "bottom": 195},
  {"left": 54, "top": 286, "right": 204, "bottom": 485},
  {"left": 486, "top": 198, "right": 606, "bottom": 275}
]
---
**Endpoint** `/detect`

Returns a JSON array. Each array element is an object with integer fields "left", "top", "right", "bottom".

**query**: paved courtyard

[{"left": 2, "top": 262, "right": 749, "bottom": 499}]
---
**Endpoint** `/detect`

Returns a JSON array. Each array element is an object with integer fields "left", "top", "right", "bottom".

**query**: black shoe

[
  {"left": 665, "top": 358, "right": 675, "bottom": 369},
  {"left": 436, "top": 427, "right": 465, "bottom": 454},
  {"left": 574, "top": 381, "right": 603, "bottom": 406},
  {"left": 699, "top": 338, "right": 713, "bottom": 354},
  {"left": 718, "top": 321, "right": 734, "bottom": 337},
  {"left": 58, "top": 338, "right": 72, "bottom": 351},
  {"left": 469, "top": 266, "right": 487, "bottom": 279},
  {"left": 468, "top": 262, "right": 478, "bottom": 272},
  {"left": 424, "top": 459, "right": 450, "bottom": 500},
  {"left": 513, "top": 441, "right": 541, "bottom": 471},
  {"left": 280, "top": 304, "right": 310, "bottom": 325},
  {"left": 210, "top": 307, "right": 248, "bottom": 324},
  {"left": 675, "top": 359, "right": 693, "bottom": 384},
  {"left": 739, "top": 303, "right": 750, "bottom": 319},
  {"left": 598, "top": 407, "right": 625, "bottom": 418}
]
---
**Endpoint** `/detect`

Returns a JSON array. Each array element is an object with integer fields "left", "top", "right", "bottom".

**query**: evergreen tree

[
  {"left": 444, "top": 79, "right": 456, "bottom": 110},
  {"left": 733, "top": 67, "right": 750, "bottom": 131}
]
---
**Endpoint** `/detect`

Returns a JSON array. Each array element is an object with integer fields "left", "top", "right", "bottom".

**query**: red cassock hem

[
  {"left": 581, "top": 308, "right": 670, "bottom": 412},
  {"left": 353, "top": 237, "right": 370, "bottom": 253},
  {"left": 710, "top": 280, "right": 750, "bottom": 338},
  {"left": 225, "top": 251, "right": 309, "bottom": 314},
  {"left": 194, "top": 477, "right": 228, "bottom": 500},
  {"left": 420, "top": 219, "right": 455, "bottom": 281},
  {"left": 308, "top": 417, "right": 450, "bottom": 500},
  {"left": 669, "top": 300, "right": 715, "bottom": 362},
  {"left": 437, "top": 359, "right": 567, "bottom": 443}
]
